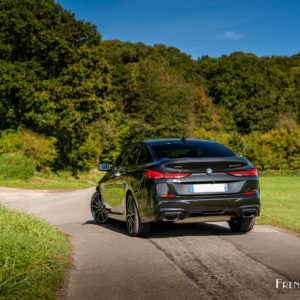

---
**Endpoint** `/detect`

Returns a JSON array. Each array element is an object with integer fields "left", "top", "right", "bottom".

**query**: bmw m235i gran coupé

[{"left": 91, "top": 138, "right": 260, "bottom": 236}]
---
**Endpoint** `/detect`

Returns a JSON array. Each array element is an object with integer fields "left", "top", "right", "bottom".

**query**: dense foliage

[{"left": 0, "top": 0, "right": 299, "bottom": 173}]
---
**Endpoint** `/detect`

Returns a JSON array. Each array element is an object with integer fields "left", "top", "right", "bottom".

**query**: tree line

[{"left": 0, "top": 0, "right": 299, "bottom": 173}]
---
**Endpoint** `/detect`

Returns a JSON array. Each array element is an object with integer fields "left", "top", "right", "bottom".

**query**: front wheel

[
  {"left": 126, "top": 194, "right": 150, "bottom": 237},
  {"left": 91, "top": 191, "right": 109, "bottom": 224},
  {"left": 228, "top": 216, "right": 256, "bottom": 233}
]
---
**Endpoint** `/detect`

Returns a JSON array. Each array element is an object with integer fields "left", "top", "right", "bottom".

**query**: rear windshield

[{"left": 151, "top": 142, "right": 236, "bottom": 159}]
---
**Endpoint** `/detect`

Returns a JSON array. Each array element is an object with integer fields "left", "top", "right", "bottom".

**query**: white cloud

[{"left": 224, "top": 31, "right": 242, "bottom": 39}]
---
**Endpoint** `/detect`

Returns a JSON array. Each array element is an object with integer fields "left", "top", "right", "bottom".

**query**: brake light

[
  {"left": 227, "top": 167, "right": 258, "bottom": 177},
  {"left": 160, "top": 194, "right": 176, "bottom": 198},
  {"left": 143, "top": 170, "right": 190, "bottom": 179}
]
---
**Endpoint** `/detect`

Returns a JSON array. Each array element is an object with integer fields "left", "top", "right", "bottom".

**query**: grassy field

[
  {"left": 256, "top": 176, "right": 300, "bottom": 233},
  {"left": 0, "top": 171, "right": 299, "bottom": 233},
  {"left": 0, "top": 169, "right": 102, "bottom": 190},
  {"left": 0, "top": 206, "right": 71, "bottom": 299}
]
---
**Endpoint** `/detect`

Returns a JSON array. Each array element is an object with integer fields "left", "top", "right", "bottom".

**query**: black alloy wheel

[
  {"left": 91, "top": 191, "right": 109, "bottom": 224},
  {"left": 126, "top": 194, "right": 150, "bottom": 237},
  {"left": 228, "top": 216, "right": 256, "bottom": 233}
]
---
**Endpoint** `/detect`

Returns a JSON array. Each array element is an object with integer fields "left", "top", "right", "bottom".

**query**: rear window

[{"left": 151, "top": 142, "right": 236, "bottom": 159}]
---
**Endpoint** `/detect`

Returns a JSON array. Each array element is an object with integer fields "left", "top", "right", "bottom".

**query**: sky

[{"left": 58, "top": 0, "right": 300, "bottom": 59}]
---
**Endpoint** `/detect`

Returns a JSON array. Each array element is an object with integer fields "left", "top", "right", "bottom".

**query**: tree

[{"left": 0, "top": 0, "right": 114, "bottom": 169}]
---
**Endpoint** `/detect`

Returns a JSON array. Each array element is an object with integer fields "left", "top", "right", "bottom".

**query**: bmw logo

[{"left": 206, "top": 168, "right": 213, "bottom": 175}]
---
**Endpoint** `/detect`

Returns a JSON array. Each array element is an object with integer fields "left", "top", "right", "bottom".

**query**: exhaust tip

[
  {"left": 161, "top": 212, "right": 182, "bottom": 222},
  {"left": 242, "top": 210, "right": 257, "bottom": 218}
]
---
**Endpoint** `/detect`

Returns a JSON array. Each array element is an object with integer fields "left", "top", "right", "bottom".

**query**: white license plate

[{"left": 190, "top": 184, "right": 228, "bottom": 193}]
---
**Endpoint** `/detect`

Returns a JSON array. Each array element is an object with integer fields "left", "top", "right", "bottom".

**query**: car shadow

[
  {"left": 82, "top": 219, "right": 245, "bottom": 238},
  {"left": 83, "top": 219, "right": 128, "bottom": 235}
]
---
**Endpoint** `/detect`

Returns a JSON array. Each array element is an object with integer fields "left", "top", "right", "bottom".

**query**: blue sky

[{"left": 58, "top": 0, "right": 300, "bottom": 59}]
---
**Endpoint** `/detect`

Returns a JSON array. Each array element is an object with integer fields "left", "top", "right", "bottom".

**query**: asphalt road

[{"left": 0, "top": 187, "right": 300, "bottom": 300}]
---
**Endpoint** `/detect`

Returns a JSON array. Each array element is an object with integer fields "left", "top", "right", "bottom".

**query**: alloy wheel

[
  {"left": 91, "top": 192, "right": 108, "bottom": 223},
  {"left": 126, "top": 195, "right": 136, "bottom": 235}
]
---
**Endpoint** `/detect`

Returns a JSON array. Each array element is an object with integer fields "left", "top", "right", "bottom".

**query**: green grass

[
  {"left": 0, "top": 154, "right": 35, "bottom": 181},
  {"left": 0, "top": 206, "right": 71, "bottom": 299},
  {"left": 256, "top": 176, "right": 300, "bottom": 233},
  {"left": 0, "top": 169, "right": 103, "bottom": 190}
]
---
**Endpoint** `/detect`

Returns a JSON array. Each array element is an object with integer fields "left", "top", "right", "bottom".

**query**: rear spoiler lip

[
  {"left": 154, "top": 157, "right": 251, "bottom": 172},
  {"left": 158, "top": 156, "right": 249, "bottom": 165}
]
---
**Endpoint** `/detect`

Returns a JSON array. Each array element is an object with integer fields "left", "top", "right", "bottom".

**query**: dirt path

[{"left": 1, "top": 187, "right": 299, "bottom": 299}]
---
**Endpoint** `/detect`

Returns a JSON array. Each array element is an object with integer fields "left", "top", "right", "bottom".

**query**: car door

[
  {"left": 123, "top": 146, "right": 142, "bottom": 191},
  {"left": 100, "top": 150, "right": 129, "bottom": 214},
  {"left": 127, "top": 145, "right": 153, "bottom": 212}
]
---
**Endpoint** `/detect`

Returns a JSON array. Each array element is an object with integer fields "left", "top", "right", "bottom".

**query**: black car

[{"left": 91, "top": 138, "right": 260, "bottom": 236}]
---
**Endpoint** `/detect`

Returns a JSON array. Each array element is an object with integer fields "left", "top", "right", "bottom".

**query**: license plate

[{"left": 190, "top": 184, "right": 228, "bottom": 193}]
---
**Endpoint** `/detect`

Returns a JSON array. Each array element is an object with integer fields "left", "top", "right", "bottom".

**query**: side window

[
  {"left": 137, "top": 147, "right": 152, "bottom": 164},
  {"left": 123, "top": 147, "right": 140, "bottom": 167},
  {"left": 114, "top": 151, "right": 127, "bottom": 169}
]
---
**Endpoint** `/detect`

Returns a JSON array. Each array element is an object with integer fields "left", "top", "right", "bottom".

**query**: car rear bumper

[{"left": 141, "top": 192, "right": 260, "bottom": 223}]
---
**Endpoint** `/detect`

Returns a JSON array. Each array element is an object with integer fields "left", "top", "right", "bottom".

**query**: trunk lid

[
  {"left": 162, "top": 157, "right": 249, "bottom": 173},
  {"left": 155, "top": 157, "right": 252, "bottom": 195}
]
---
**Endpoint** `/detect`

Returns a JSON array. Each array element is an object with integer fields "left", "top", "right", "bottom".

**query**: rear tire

[
  {"left": 126, "top": 194, "right": 150, "bottom": 237},
  {"left": 228, "top": 216, "right": 255, "bottom": 233}
]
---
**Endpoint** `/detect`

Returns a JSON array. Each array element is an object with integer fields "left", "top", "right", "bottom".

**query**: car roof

[{"left": 143, "top": 138, "right": 216, "bottom": 145}]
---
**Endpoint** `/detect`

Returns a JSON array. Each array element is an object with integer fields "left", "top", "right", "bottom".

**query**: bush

[
  {"left": 243, "top": 127, "right": 300, "bottom": 171},
  {"left": 0, "top": 129, "right": 23, "bottom": 153},
  {"left": 0, "top": 153, "right": 35, "bottom": 180},
  {"left": 0, "top": 128, "right": 58, "bottom": 172},
  {"left": 21, "top": 129, "right": 58, "bottom": 172},
  {"left": 68, "top": 135, "right": 102, "bottom": 170},
  {"left": 193, "top": 127, "right": 300, "bottom": 172}
]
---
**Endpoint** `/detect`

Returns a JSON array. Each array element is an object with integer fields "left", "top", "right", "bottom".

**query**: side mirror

[{"left": 98, "top": 162, "right": 111, "bottom": 172}]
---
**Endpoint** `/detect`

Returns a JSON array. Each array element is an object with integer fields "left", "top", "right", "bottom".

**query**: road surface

[{"left": 0, "top": 187, "right": 299, "bottom": 299}]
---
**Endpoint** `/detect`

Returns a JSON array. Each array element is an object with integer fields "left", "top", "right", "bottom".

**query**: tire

[
  {"left": 90, "top": 191, "right": 109, "bottom": 224},
  {"left": 126, "top": 193, "right": 150, "bottom": 237},
  {"left": 228, "top": 216, "right": 256, "bottom": 233}
]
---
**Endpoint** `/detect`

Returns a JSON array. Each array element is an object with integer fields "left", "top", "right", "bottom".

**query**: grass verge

[
  {"left": 256, "top": 176, "right": 300, "bottom": 233},
  {"left": 0, "top": 169, "right": 103, "bottom": 190},
  {"left": 0, "top": 206, "right": 71, "bottom": 299}
]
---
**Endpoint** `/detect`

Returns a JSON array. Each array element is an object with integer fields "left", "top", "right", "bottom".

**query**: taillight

[
  {"left": 143, "top": 170, "right": 190, "bottom": 179},
  {"left": 160, "top": 194, "right": 176, "bottom": 198},
  {"left": 227, "top": 167, "right": 258, "bottom": 177}
]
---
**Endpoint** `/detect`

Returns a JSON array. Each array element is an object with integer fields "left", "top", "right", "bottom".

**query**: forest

[{"left": 0, "top": 0, "right": 299, "bottom": 175}]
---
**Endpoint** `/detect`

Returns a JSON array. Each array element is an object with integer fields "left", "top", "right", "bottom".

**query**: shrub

[
  {"left": 194, "top": 128, "right": 231, "bottom": 148},
  {"left": 68, "top": 135, "right": 102, "bottom": 170},
  {"left": 21, "top": 129, "right": 58, "bottom": 172},
  {"left": 193, "top": 127, "right": 300, "bottom": 172},
  {"left": 0, "top": 153, "right": 35, "bottom": 180},
  {"left": 0, "top": 129, "right": 23, "bottom": 153},
  {"left": 0, "top": 129, "right": 58, "bottom": 172},
  {"left": 243, "top": 127, "right": 300, "bottom": 171}
]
